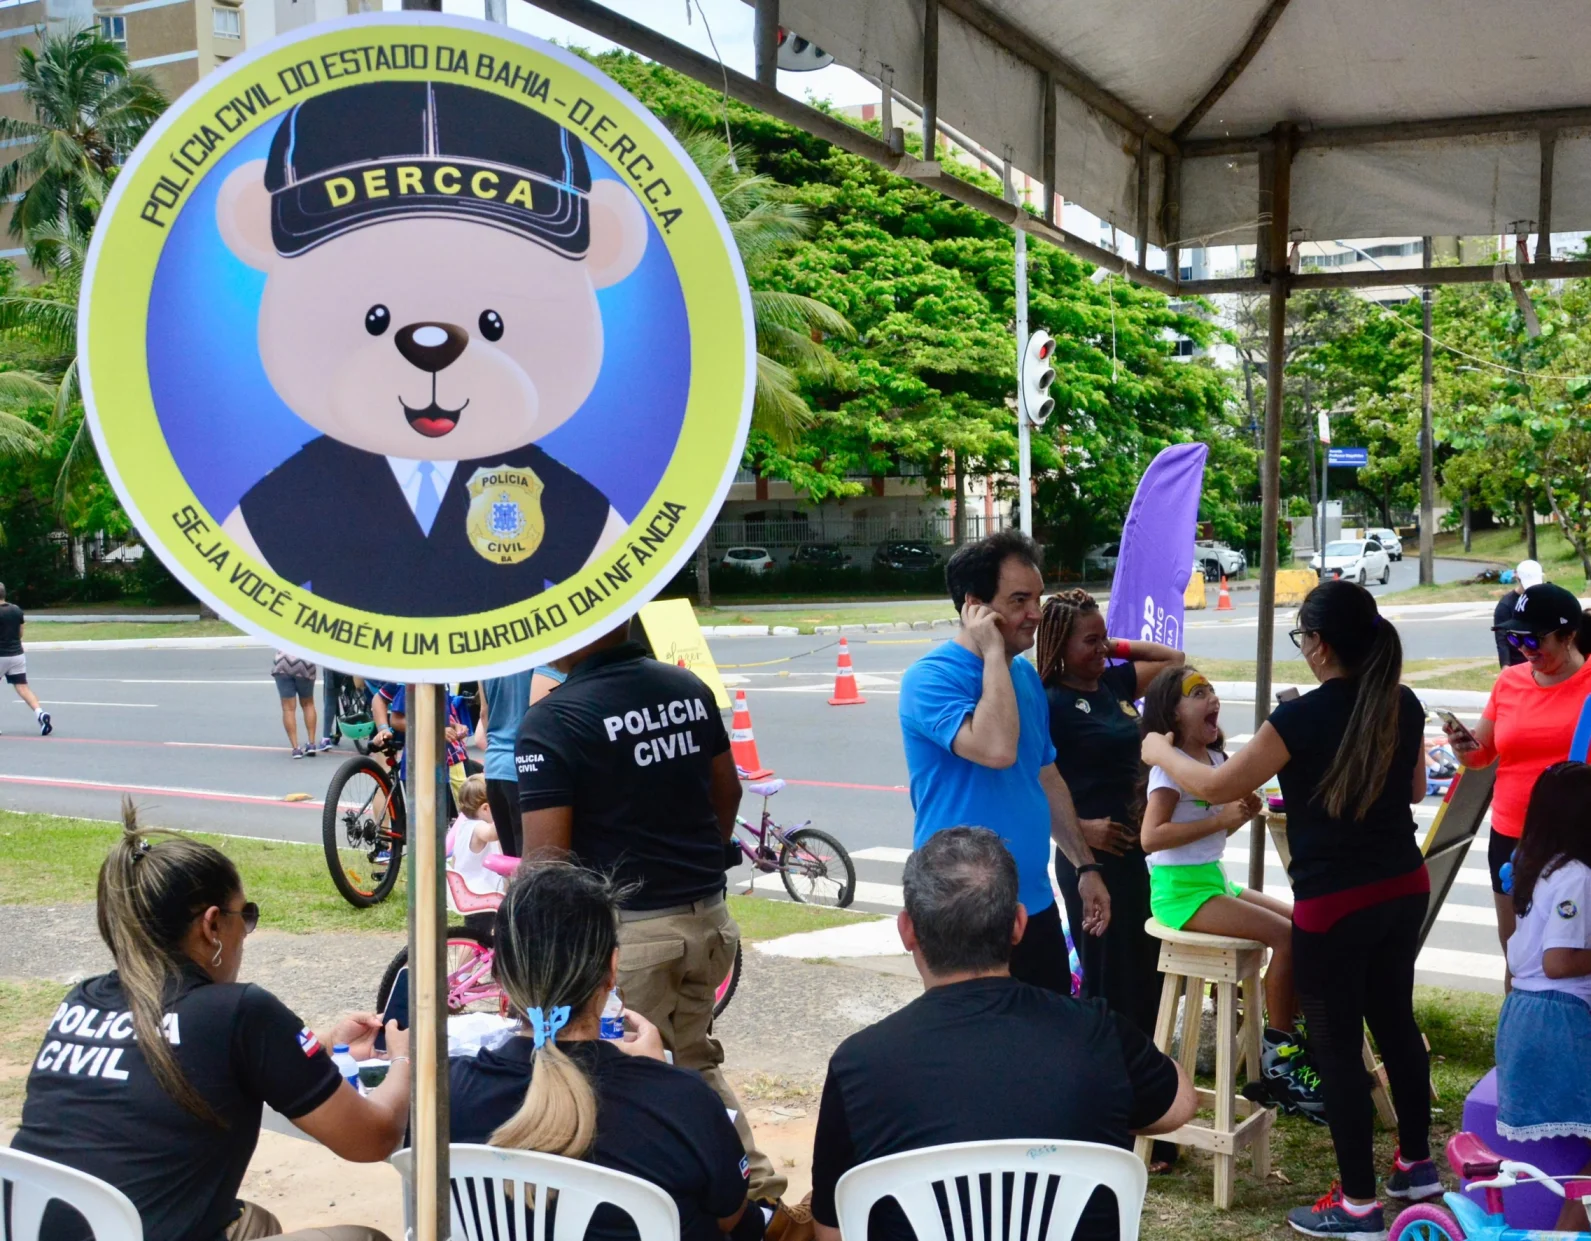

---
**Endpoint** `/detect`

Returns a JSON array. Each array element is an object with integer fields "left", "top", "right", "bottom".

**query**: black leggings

[
  {"left": 485, "top": 777, "right": 521, "bottom": 859},
  {"left": 1009, "top": 902, "right": 1073, "bottom": 995},
  {"left": 1055, "top": 847, "right": 1161, "bottom": 1036},
  {"left": 1293, "top": 893, "right": 1431, "bottom": 1199}
]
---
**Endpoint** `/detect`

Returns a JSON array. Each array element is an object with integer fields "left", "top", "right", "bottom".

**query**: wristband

[
  {"left": 1077, "top": 862, "right": 1105, "bottom": 878},
  {"left": 1111, "top": 640, "right": 1132, "bottom": 659}
]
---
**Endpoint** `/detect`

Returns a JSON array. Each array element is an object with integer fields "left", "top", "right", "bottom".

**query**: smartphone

[
  {"left": 1434, "top": 709, "right": 1476, "bottom": 747},
  {"left": 1276, "top": 687, "right": 1300, "bottom": 703},
  {"left": 374, "top": 965, "right": 409, "bottom": 1056}
]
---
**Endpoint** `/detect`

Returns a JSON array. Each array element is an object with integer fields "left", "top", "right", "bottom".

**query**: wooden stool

[{"left": 1134, "top": 917, "right": 1273, "bottom": 1209}]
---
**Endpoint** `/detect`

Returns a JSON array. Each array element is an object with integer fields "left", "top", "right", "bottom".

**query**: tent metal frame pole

[
  {"left": 1041, "top": 73, "right": 1057, "bottom": 226},
  {"left": 1008, "top": 163, "right": 1032, "bottom": 537},
  {"left": 1537, "top": 130, "right": 1556, "bottom": 262},
  {"left": 518, "top": 0, "right": 1179, "bottom": 294},
  {"left": 921, "top": 0, "right": 939, "bottom": 162},
  {"left": 1162, "top": 154, "right": 1181, "bottom": 280},
  {"left": 1135, "top": 147, "right": 1150, "bottom": 268},
  {"left": 1183, "top": 101, "right": 1591, "bottom": 156},
  {"left": 1180, "top": 257, "right": 1591, "bottom": 296},
  {"left": 1250, "top": 123, "right": 1293, "bottom": 892},
  {"left": 1172, "top": 0, "right": 1292, "bottom": 141},
  {"left": 753, "top": 0, "right": 779, "bottom": 89},
  {"left": 1419, "top": 237, "right": 1436, "bottom": 586}
]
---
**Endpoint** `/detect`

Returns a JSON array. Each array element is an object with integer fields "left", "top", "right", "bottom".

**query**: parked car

[
  {"left": 1367, "top": 527, "right": 1404, "bottom": 561},
  {"left": 872, "top": 542, "right": 942, "bottom": 572},
  {"left": 1309, "top": 538, "right": 1391, "bottom": 585},
  {"left": 1195, "top": 540, "right": 1247, "bottom": 581},
  {"left": 1083, "top": 542, "right": 1120, "bottom": 578},
  {"left": 791, "top": 542, "right": 854, "bottom": 568},
  {"left": 720, "top": 546, "right": 774, "bottom": 574}
]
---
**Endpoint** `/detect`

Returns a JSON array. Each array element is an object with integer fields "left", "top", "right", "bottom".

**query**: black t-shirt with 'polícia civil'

[
  {"left": 516, "top": 642, "right": 731, "bottom": 909},
  {"left": 0, "top": 601, "right": 23, "bottom": 657},
  {"left": 12, "top": 967, "right": 341, "bottom": 1241},
  {"left": 810, "top": 976, "right": 1180, "bottom": 1241},
  {"left": 1268, "top": 678, "right": 1426, "bottom": 900},
  {"left": 1047, "top": 662, "right": 1143, "bottom": 826},
  {"left": 449, "top": 1035, "right": 748, "bottom": 1241}
]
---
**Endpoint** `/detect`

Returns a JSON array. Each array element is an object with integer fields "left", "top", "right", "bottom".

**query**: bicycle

[
  {"left": 322, "top": 735, "right": 407, "bottom": 908},
  {"left": 1387, "top": 1132, "right": 1591, "bottom": 1241},
  {"left": 375, "top": 864, "right": 744, "bottom": 1019},
  {"left": 731, "top": 777, "right": 857, "bottom": 908}
]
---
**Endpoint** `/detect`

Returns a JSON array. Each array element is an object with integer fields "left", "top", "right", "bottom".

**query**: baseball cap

[
  {"left": 1515, "top": 559, "right": 1544, "bottom": 589},
  {"left": 1493, "top": 582, "right": 1584, "bottom": 635},
  {"left": 264, "top": 81, "right": 591, "bottom": 258}
]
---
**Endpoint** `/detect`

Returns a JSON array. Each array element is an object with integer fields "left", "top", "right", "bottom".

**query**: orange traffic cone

[
  {"left": 729, "top": 690, "right": 773, "bottom": 779},
  {"left": 827, "top": 637, "right": 868, "bottom": 706},
  {"left": 1216, "top": 575, "right": 1234, "bottom": 611}
]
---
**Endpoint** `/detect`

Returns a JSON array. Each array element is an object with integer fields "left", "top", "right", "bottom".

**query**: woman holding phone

[
  {"left": 1036, "top": 589, "right": 1183, "bottom": 1033},
  {"left": 1447, "top": 583, "right": 1591, "bottom": 982}
]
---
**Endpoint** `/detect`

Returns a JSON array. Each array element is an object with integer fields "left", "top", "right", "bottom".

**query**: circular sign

[{"left": 82, "top": 14, "right": 753, "bottom": 681}]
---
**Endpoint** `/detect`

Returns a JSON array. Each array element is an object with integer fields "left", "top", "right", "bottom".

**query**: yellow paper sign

[
  {"left": 638, "top": 599, "right": 730, "bottom": 708},
  {"left": 81, "top": 14, "right": 752, "bottom": 681}
]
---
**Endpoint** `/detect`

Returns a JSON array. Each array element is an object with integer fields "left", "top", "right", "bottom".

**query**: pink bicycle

[
  {"left": 1387, "top": 1132, "right": 1591, "bottom": 1241},
  {"left": 375, "top": 858, "right": 743, "bottom": 1018}
]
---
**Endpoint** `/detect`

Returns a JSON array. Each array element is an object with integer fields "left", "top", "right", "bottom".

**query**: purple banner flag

[{"left": 1105, "top": 442, "right": 1209, "bottom": 652}]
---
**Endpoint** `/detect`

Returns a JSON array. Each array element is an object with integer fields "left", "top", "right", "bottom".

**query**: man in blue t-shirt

[{"left": 899, "top": 531, "right": 1109, "bottom": 994}]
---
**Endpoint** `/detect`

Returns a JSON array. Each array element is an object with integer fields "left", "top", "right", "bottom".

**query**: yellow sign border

[{"left": 81, "top": 14, "right": 752, "bottom": 682}]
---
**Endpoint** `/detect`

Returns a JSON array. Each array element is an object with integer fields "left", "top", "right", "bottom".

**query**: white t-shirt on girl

[
  {"left": 1507, "top": 858, "right": 1591, "bottom": 1004},
  {"left": 1145, "top": 749, "right": 1230, "bottom": 869},
  {"left": 450, "top": 813, "right": 506, "bottom": 897}
]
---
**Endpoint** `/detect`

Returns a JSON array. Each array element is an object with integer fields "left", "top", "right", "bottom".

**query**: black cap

[
  {"left": 1493, "top": 582, "right": 1585, "bottom": 635},
  {"left": 264, "top": 81, "right": 590, "bottom": 258}
]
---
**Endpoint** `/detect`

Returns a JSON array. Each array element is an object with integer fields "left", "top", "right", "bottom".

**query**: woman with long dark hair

[
  {"left": 1494, "top": 761, "right": 1591, "bottom": 1232},
  {"left": 1143, "top": 580, "right": 1434, "bottom": 1238},
  {"left": 14, "top": 802, "right": 410, "bottom": 1241},
  {"left": 448, "top": 864, "right": 758, "bottom": 1241}
]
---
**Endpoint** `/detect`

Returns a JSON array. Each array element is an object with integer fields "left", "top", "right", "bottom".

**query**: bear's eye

[
  {"left": 479, "top": 310, "right": 504, "bottom": 342},
  {"left": 365, "top": 305, "right": 391, "bottom": 336}
]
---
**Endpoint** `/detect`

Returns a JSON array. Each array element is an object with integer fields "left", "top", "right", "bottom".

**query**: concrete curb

[{"left": 27, "top": 635, "right": 273, "bottom": 653}]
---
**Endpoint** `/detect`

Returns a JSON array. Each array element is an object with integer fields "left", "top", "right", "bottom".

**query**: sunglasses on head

[
  {"left": 1505, "top": 631, "right": 1545, "bottom": 653},
  {"left": 220, "top": 902, "right": 259, "bottom": 935}
]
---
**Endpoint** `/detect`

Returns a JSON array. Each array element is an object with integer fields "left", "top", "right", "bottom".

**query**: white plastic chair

[
  {"left": 390, "top": 1144, "right": 681, "bottom": 1241},
  {"left": 0, "top": 1147, "right": 143, "bottom": 1240},
  {"left": 834, "top": 1139, "right": 1147, "bottom": 1241}
]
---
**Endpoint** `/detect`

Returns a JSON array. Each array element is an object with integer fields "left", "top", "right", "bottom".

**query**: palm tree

[
  {"left": 672, "top": 127, "right": 853, "bottom": 445},
  {"left": 0, "top": 27, "right": 166, "bottom": 257}
]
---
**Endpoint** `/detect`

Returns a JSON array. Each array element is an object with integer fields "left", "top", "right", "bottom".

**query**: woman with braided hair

[{"left": 1036, "top": 589, "right": 1183, "bottom": 1038}]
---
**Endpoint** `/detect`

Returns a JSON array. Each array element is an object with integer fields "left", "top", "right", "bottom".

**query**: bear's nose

[{"left": 394, "top": 322, "right": 469, "bottom": 373}]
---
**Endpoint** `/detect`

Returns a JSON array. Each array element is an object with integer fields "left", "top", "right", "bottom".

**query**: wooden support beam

[
  {"left": 921, "top": 0, "right": 939, "bottom": 162},
  {"left": 753, "top": 0, "right": 779, "bottom": 89},
  {"left": 1173, "top": 0, "right": 1292, "bottom": 140},
  {"left": 1135, "top": 146, "right": 1150, "bottom": 268},
  {"left": 1184, "top": 102, "right": 1591, "bottom": 158},
  {"left": 1180, "top": 256, "right": 1591, "bottom": 296},
  {"left": 1538, "top": 129, "right": 1556, "bottom": 263},
  {"left": 1041, "top": 72, "right": 1057, "bottom": 226},
  {"left": 1162, "top": 154, "right": 1182, "bottom": 283}
]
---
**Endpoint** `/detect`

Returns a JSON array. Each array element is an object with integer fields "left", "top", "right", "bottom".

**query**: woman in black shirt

[
  {"left": 14, "top": 804, "right": 411, "bottom": 1241},
  {"left": 1143, "top": 580, "right": 1434, "bottom": 1238},
  {"left": 1036, "top": 589, "right": 1183, "bottom": 1033},
  {"left": 449, "top": 864, "right": 756, "bottom": 1241}
]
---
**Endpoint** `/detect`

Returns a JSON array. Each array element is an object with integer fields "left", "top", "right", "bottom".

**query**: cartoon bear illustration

[{"left": 216, "top": 80, "right": 648, "bottom": 617}]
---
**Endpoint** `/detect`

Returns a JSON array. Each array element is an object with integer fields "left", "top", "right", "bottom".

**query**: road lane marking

[
  {"left": 782, "top": 778, "right": 908, "bottom": 792},
  {"left": 0, "top": 772, "right": 322, "bottom": 808},
  {"left": 16, "top": 700, "right": 158, "bottom": 708}
]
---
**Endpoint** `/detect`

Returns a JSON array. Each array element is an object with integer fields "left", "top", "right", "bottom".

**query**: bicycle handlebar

[{"left": 1470, "top": 1161, "right": 1591, "bottom": 1199}]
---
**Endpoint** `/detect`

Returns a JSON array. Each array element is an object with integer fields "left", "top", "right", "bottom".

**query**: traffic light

[{"left": 1020, "top": 330, "right": 1056, "bottom": 425}]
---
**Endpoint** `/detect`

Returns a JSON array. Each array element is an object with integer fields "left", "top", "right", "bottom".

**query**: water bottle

[
  {"left": 599, "top": 990, "right": 624, "bottom": 1041},
  {"left": 331, "top": 1043, "right": 363, "bottom": 1094}
]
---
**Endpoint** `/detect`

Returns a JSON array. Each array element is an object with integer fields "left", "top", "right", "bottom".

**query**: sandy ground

[{"left": 0, "top": 904, "right": 916, "bottom": 1235}]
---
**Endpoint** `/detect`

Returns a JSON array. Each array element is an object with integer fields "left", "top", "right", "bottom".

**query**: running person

[{"left": 0, "top": 582, "right": 51, "bottom": 736}]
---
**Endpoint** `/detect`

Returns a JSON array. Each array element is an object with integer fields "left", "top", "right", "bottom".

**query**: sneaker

[
  {"left": 1287, "top": 1184, "right": 1386, "bottom": 1240},
  {"left": 305, "top": 743, "right": 317, "bottom": 757},
  {"left": 291, "top": 746, "right": 306, "bottom": 759},
  {"left": 1386, "top": 1149, "right": 1443, "bottom": 1202},
  {"left": 318, "top": 737, "right": 338, "bottom": 751},
  {"left": 1262, "top": 1028, "right": 1328, "bottom": 1124},
  {"left": 37, "top": 711, "right": 51, "bottom": 736}
]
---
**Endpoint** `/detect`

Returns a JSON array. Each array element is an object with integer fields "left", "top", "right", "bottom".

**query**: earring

[{"left": 211, "top": 941, "right": 223, "bottom": 967}]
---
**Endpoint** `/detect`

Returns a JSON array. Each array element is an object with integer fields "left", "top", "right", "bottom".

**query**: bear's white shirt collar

[{"left": 386, "top": 457, "right": 459, "bottom": 529}]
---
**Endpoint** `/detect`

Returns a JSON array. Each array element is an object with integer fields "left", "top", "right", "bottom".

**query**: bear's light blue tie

[{"left": 414, "top": 461, "right": 442, "bottom": 536}]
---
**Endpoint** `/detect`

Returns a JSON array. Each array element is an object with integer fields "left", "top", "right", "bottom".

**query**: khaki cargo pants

[
  {"left": 228, "top": 1200, "right": 390, "bottom": 1240},
  {"left": 617, "top": 895, "right": 786, "bottom": 1204}
]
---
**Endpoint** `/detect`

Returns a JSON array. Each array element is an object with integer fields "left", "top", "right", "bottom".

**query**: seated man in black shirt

[{"left": 810, "top": 827, "right": 1195, "bottom": 1241}]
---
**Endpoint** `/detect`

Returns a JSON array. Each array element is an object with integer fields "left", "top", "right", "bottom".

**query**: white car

[
  {"left": 720, "top": 546, "right": 774, "bottom": 574},
  {"left": 1195, "top": 540, "right": 1247, "bottom": 580},
  {"left": 1083, "top": 542, "right": 1120, "bottom": 577},
  {"left": 1310, "top": 538, "right": 1391, "bottom": 585},
  {"left": 1367, "top": 527, "right": 1404, "bottom": 561}
]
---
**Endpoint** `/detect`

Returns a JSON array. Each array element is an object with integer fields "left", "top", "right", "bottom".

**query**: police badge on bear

[{"left": 80, "top": 15, "right": 753, "bottom": 680}]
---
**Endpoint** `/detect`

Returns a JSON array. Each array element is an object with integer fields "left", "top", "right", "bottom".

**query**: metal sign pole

[
  {"left": 1007, "top": 162, "right": 1032, "bottom": 535},
  {"left": 406, "top": 682, "right": 449, "bottom": 1241}
]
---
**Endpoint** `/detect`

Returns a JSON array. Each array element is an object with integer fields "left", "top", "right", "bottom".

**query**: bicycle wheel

[
  {"left": 713, "top": 939, "right": 742, "bottom": 1019},
  {"left": 779, "top": 827, "right": 856, "bottom": 908},
  {"left": 1388, "top": 1204, "right": 1465, "bottom": 1241},
  {"left": 322, "top": 756, "right": 406, "bottom": 908},
  {"left": 376, "top": 925, "right": 500, "bottom": 1016}
]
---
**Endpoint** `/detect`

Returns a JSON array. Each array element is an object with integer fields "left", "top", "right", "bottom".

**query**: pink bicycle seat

[
  {"left": 483, "top": 854, "right": 519, "bottom": 878},
  {"left": 749, "top": 779, "right": 785, "bottom": 797},
  {"left": 1448, "top": 1132, "right": 1503, "bottom": 1180},
  {"left": 446, "top": 869, "right": 503, "bottom": 914}
]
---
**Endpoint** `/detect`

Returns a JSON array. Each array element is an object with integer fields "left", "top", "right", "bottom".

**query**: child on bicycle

[
  {"left": 1495, "top": 760, "right": 1591, "bottom": 1231},
  {"left": 1138, "top": 666, "right": 1324, "bottom": 1119},
  {"left": 449, "top": 774, "right": 506, "bottom": 900}
]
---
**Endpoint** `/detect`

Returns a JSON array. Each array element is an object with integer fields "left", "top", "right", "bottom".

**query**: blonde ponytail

[
  {"left": 95, "top": 798, "right": 241, "bottom": 1125},
  {"left": 488, "top": 864, "right": 627, "bottom": 1162}
]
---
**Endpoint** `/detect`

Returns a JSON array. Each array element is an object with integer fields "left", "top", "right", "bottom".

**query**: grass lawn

[
  {"left": 1184, "top": 656, "right": 1501, "bottom": 693},
  {"left": 696, "top": 600, "right": 955, "bottom": 632},
  {"left": 26, "top": 618, "right": 244, "bottom": 643},
  {"left": 1380, "top": 527, "right": 1587, "bottom": 604},
  {"left": 0, "top": 809, "right": 864, "bottom": 942},
  {"left": 1148, "top": 986, "right": 1499, "bottom": 1240}
]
